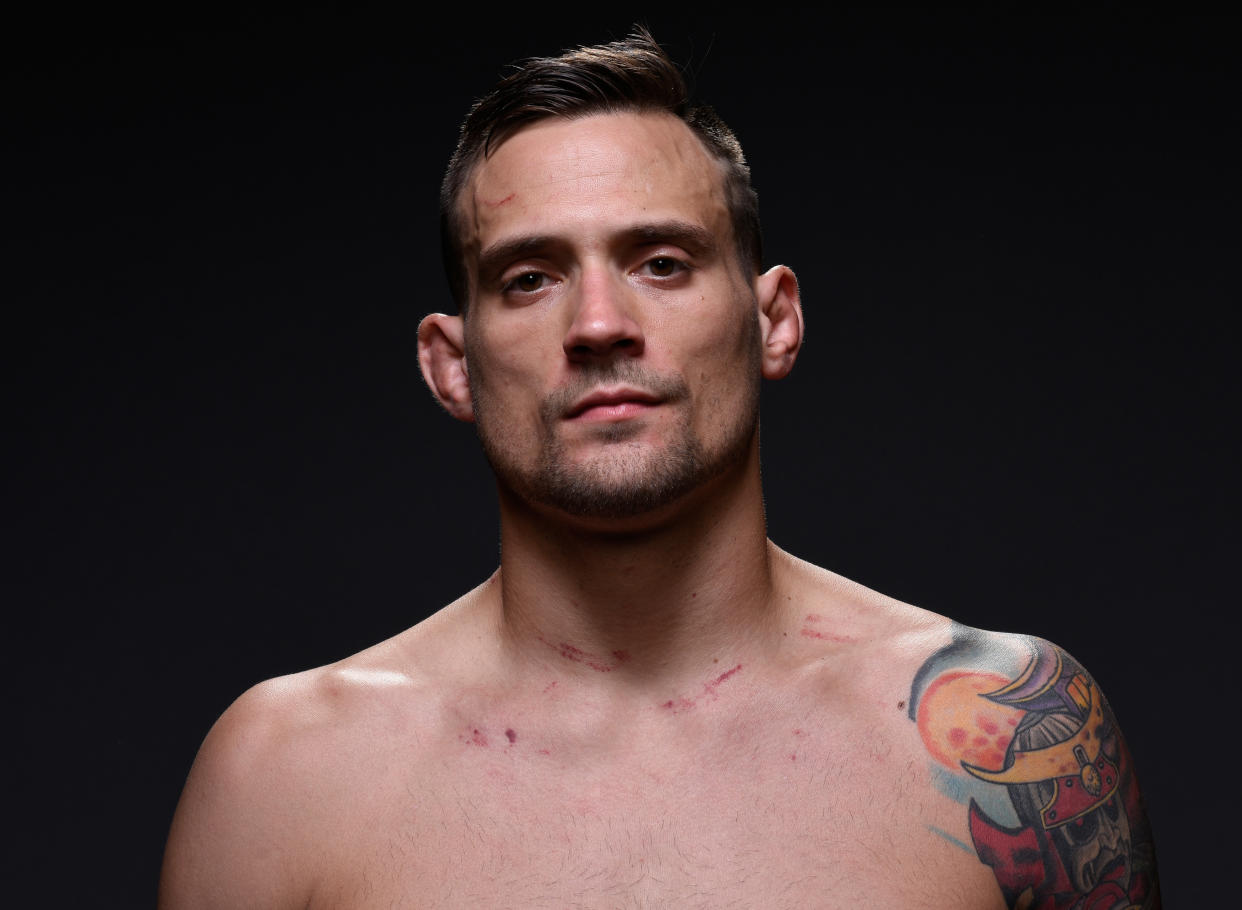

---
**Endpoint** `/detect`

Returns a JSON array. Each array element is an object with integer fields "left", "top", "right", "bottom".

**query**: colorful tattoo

[{"left": 909, "top": 626, "right": 1160, "bottom": 909}]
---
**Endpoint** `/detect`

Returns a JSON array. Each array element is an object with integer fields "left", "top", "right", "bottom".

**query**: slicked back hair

[{"left": 439, "top": 27, "right": 763, "bottom": 312}]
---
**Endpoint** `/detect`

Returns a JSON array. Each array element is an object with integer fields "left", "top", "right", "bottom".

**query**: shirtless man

[{"left": 159, "top": 30, "right": 1159, "bottom": 909}]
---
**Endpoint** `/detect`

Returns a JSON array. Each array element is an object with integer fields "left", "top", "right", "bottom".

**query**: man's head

[
  {"left": 419, "top": 31, "right": 803, "bottom": 526},
  {"left": 439, "top": 27, "right": 762, "bottom": 312}
]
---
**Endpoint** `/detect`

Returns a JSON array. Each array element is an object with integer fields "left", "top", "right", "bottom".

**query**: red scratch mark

[
  {"left": 661, "top": 697, "right": 696, "bottom": 713},
  {"left": 537, "top": 636, "right": 617, "bottom": 672},
  {"left": 612, "top": 650, "right": 631, "bottom": 663},
  {"left": 660, "top": 664, "right": 744, "bottom": 713},
  {"left": 460, "top": 728, "right": 488, "bottom": 747},
  {"left": 800, "top": 628, "right": 853, "bottom": 641},
  {"left": 543, "top": 680, "right": 559, "bottom": 693},
  {"left": 793, "top": 728, "right": 806, "bottom": 737},
  {"left": 705, "top": 664, "right": 743, "bottom": 695},
  {"left": 505, "top": 728, "right": 517, "bottom": 744},
  {"left": 484, "top": 192, "right": 516, "bottom": 207},
  {"left": 537, "top": 748, "right": 550, "bottom": 755},
  {"left": 800, "top": 612, "right": 853, "bottom": 642}
]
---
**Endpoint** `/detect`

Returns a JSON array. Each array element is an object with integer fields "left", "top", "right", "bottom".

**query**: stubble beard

[{"left": 470, "top": 318, "right": 762, "bottom": 521}]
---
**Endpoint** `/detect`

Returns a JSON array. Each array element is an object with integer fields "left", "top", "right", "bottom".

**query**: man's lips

[{"left": 565, "top": 388, "right": 662, "bottom": 421}]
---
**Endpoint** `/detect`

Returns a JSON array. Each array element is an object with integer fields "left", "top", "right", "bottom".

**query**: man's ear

[
  {"left": 417, "top": 313, "right": 474, "bottom": 422},
  {"left": 754, "top": 265, "right": 804, "bottom": 380}
]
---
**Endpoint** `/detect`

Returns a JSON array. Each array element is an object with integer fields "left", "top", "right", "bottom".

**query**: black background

[{"left": 9, "top": 9, "right": 1235, "bottom": 906}]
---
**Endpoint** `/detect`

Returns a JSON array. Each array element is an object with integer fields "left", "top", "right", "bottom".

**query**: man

[{"left": 160, "top": 29, "right": 1159, "bottom": 909}]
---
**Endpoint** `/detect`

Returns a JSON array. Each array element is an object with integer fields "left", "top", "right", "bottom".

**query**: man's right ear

[{"left": 417, "top": 313, "right": 474, "bottom": 422}]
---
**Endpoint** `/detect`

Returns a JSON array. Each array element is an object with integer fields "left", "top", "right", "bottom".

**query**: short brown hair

[{"left": 439, "top": 27, "right": 763, "bottom": 311}]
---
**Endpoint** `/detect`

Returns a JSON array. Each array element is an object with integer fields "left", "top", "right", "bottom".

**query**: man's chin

[{"left": 525, "top": 463, "right": 702, "bottom": 521}]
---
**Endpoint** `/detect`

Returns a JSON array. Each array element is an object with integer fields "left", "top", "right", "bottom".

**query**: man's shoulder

[
  {"left": 158, "top": 668, "right": 347, "bottom": 907},
  {"left": 166, "top": 655, "right": 425, "bottom": 815},
  {"left": 206, "top": 657, "right": 417, "bottom": 765},
  {"left": 909, "top": 621, "right": 1058, "bottom": 680},
  {"left": 159, "top": 588, "right": 494, "bottom": 908},
  {"left": 897, "top": 621, "right": 1161, "bottom": 908},
  {"left": 773, "top": 546, "right": 1037, "bottom": 674},
  {"left": 208, "top": 584, "right": 494, "bottom": 758},
  {"left": 196, "top": 572, "right": 498, "bottom": 770},
  {"left": 775, "top": 550, "right": 1119, "bottom": 730}
]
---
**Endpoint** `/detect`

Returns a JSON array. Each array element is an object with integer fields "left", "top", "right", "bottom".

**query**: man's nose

[{"left": 562, "top": 269, "right": 645, "bottom": 362}]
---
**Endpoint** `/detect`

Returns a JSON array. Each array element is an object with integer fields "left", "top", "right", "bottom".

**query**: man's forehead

[
  {"left": 460, "top": 112, "right": 730, "bottom": 254},
  {"left": 474, "top": 112, "right": 717, "bottom": 186}
]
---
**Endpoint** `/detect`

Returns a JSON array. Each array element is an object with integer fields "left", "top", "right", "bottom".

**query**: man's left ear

[{"left": 755, "top": 265, "right": 804, "bottom": 380}]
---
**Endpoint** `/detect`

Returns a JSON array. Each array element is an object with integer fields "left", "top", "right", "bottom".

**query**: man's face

[{"left": 458, "top": 112, "right": 763, "bottom": 522}]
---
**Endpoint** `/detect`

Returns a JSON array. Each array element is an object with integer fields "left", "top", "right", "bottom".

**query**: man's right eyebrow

[{"left": 476, "top": 235, "right": 560, "bottom": 280}]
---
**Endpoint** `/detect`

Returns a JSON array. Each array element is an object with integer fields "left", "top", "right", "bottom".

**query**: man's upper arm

[
  {"left": 159, "top": 679, "right": 320, "bottom": 909},
  {"left": 907, "top": 628, "right": 1160, "bottom": 909}
]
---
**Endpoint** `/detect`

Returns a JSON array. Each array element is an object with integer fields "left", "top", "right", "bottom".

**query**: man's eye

[
  {"left": 507, "top": 272, "right": 546, "bottom": 293},
  {"left": 645, "top": 257, "right": 682, "bottom": 277}
]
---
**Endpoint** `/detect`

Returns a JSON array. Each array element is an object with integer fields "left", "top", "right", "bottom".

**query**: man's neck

[{"left": 490, "top": 455, "right": 780, "bottom": 692}]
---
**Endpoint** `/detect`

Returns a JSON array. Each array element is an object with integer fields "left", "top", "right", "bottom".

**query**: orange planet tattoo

[{"left": 916, "top": 671, "right": 1026, "bottom": 772}]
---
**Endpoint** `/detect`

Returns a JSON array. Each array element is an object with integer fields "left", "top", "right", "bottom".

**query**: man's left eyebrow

[{"left": 625, "top": 221, "right": 718, "bottom": 255}]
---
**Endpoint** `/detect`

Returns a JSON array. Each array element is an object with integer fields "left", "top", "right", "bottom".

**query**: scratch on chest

[
  {"left": 660, "top": 663, "right": 744, "bottom": 714},
  {"left": 801, "top": 613, "right": 853, "bottom": 642}
]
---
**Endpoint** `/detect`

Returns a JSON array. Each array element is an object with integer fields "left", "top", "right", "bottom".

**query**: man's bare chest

[{"left": 310, "top": 719, "right": 1002, "bottom": 909}]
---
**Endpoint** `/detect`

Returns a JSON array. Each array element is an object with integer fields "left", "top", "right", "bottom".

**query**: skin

[{"left": 159, "top": 112, "right": 1156, "bottom": 908}]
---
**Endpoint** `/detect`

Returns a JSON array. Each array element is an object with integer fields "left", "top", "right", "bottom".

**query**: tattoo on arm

[{"left": 908, "top": 628, "right": 1160, "bottom": 909}]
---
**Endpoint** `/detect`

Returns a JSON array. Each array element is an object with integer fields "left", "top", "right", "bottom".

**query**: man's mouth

[{"left": 565, "top": 388, "right": 662, "bottom": 422}]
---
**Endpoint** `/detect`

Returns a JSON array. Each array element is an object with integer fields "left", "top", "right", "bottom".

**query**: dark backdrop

[{"left": 9, "top": 10, "right": 1235, "bottom": 906}]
